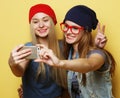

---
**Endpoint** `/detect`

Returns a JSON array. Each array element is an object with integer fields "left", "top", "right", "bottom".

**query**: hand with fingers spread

[
  {"left": 95, "top": 23, "right": 107, "bottom": 48},
  {"left": 35, "top": 44, "right": 61, "bottom": 67},
  {"left": 8, "top": 44, "right": 32, "bottom": 76}
]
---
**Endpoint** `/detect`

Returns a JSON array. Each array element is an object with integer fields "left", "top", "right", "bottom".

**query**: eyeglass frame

[{"left": 60, "top": 23, "right": 84, "bottom": 35}]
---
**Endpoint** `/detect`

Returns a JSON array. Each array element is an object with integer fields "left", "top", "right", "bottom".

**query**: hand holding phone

[{"left": 20, "top": 46, "right": 40, "bottom": 59}]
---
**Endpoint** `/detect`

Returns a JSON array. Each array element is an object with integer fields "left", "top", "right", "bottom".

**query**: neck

[
  {"left": 37, "top": 37, "right": 48, "bottom": 47},
  {"left": 72, "top": 43, "right": 78, "bottom": 59},
  {"left": 73, "top": 43, "right": 78, "bottom": 53}
]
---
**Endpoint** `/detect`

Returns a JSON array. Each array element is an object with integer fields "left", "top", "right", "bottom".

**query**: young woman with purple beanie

[{"left": 36, "top": 5, "right": 116, "bottom": 98}]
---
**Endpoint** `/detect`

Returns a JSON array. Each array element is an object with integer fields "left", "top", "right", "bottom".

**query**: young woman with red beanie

[
  {"left": 35, "top": 5, "right": 115, "bottom": 98},
  {"left": 8, "top": 4, "right": 68, "bottom": 98},
  {"left": 9, "top": 4, "right": 107, "bottom": 98}
]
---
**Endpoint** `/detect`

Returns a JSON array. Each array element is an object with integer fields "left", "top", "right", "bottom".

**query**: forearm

[
  {"left": 58, "top": 57, "right": 103, "bottom": 73},
  {"left": 9, "top": 64, "right": 24, "bottom": 77},
  {"left": 8, "top": 59, "right": 28, "bottom": 77},
  {"left": 58, "top": 59, "right": 92, "bottom": 73}
]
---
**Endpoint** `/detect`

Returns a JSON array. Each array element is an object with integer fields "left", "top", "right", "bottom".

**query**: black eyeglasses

[{"left": 60, "top": 23, "right": 84, "bottom": 35}]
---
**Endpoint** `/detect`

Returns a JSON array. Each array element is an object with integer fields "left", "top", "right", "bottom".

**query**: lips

[
  {"left": 38, "top": 29, "right": 47, "bottom": 33},
  {"left": 66, "top": 35, "right": 75, "bottom": 40}
]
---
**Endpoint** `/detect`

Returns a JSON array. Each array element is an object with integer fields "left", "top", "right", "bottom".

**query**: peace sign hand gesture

[{"left": 95, "top": 23, "right": 107, "bottom": 48}]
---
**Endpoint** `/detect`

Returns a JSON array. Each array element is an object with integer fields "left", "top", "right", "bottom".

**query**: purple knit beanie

[{"left": 63, "top": 5, "right": 98, "bottom": 32}]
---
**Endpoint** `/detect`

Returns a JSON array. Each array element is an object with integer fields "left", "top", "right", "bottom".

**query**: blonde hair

[{"left": 30, "top": 18, "right": 67, "bottom": 88}]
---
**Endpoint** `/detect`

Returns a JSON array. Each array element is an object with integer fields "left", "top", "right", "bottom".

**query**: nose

[
  {"left": 39, "top": 21, "right": 44, "bottom": 28},
  {"left": 66, "top": 28, "right": 71, "bottom": 34}
]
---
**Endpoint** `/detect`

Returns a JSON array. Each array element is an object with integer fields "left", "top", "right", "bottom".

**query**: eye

[
  {"left": 43, "top": 17, "right": 50, "bottom": 22},
  {"left": 64, "top": 24, "right": 69, "bottom": 28},
  {"left": 32, "top": 19, "right": 39, "bottom": 24},
  {"left": 72, "top": 26, "right": 79, "bottom": 30},
  {"left": 33, "top": 21, "right": 38, "bottom": 24},
  {"left": 43, "top": 19, "right": 49, "bottom": 22}
]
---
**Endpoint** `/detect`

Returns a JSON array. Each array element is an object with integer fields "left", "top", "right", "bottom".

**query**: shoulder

[
  {"left": 24, "top": 42, "right": 33, "bottom": 46},
  {"left": 87, "top": 49, "right": 106, "bottom": 59},
  {"left": 88, "top": 49, "right": 110, "bottom": 72}
]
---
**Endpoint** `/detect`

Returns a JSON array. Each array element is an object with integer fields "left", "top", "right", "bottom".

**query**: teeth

[
  {"left": 67, "top": 36, "right": 74, "bottom": 39},
  {"left": 39, "top": 30, "right": 46, "bottom": 33}
]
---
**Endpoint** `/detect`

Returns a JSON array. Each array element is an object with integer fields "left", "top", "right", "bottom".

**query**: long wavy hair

[
  {"left": 63, "top": 30, "right": 116, "bottom": 86},
  {"left": 30, "top": 18, "right": 67, "bottom": 89}
]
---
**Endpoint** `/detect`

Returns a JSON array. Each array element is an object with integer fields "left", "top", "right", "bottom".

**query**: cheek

[
  {"left": 30, "top": 24, "right": 38, "bottom": 30},
  {"left": 33, "top": 24, "right": 39, "bottom": 29},
  {"left": 46, "top": 22, "right": 51, "bottom": 26},
  {"left": 72, "top": 34, "right": 82, "bottom": 43},
  {"left": 76, "top": 35, "right": 81, "bottom": 40},
  {"left": 44, "top": 21, "right": 51, "bottom": 27},
  {"left": 30, "top": 26, "right": 38, "bottom": 36}
]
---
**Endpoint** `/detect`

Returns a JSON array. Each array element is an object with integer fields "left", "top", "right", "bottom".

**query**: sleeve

[
  {"left": 87, "top": 49, "right": 110, "bottom": 72},
  {"left": 25, "top": 42, "right": 33, "bottom": 46}
]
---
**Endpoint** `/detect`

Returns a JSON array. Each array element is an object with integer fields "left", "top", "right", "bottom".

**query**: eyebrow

[{"left": 32, "top": 16, "right": 50, "bottom": 21}]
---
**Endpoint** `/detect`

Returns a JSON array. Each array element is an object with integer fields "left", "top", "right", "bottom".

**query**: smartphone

[{"left": 20, "top": 46, "right": 40, "bottom": 59}]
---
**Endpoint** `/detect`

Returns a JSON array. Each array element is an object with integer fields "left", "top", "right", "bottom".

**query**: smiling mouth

[
  {"left": 66, "top": 35, "right": 75, "bottom": 39},
  {"left": 38, "top": 29, "right": 47, "bottom": 33}
]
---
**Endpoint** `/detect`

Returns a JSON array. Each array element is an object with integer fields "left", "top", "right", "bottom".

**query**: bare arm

[
  {"left": 59, "top": 53, "right": 104, "bottom": 73},
  {"left": 35, "top": 45, "right": 105, "bottom": 73},
  {"left": 8, "top": 44, "right": 32, "bottom": 77}
]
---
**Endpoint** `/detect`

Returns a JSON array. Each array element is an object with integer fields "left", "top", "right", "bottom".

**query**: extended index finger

[
  {"left": 97, "top": 22, "right": 105, "bottom": 34},
  {"left": 102, "top": 25, "right": 105, "bottom": 34},
  {"left": 97, "top": 22, "right": 100, "bottom": 31},
  {"left": 12, "top": 44, "right": 24, "bottom": 53}
]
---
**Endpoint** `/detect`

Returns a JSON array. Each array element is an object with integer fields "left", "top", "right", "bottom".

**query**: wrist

[
  {"left": 57, "top": 60, "right": 65, "bottom": 68},
  {"left": 9, "top": 62, "right": 17, "bottom": 68},
  {"left": 8, "top": 59, "right": 17, "bottom": 68}
]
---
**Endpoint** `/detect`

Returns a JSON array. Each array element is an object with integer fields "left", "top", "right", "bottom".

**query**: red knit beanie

[{"left": 29, "top": 4, "right": 57, "bottom": 25}]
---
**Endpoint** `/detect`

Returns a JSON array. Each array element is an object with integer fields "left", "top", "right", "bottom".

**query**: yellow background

[{"left": 0, "top": 0, "right": 120, "bottom": 98}]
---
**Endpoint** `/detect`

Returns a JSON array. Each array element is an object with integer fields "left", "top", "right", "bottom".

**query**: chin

[
  {"left": 39, "top": 33, "right": 48, "bottom": 37},
  {"left": 66, "top": 39, "right": 74, "bottom": 44}
]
